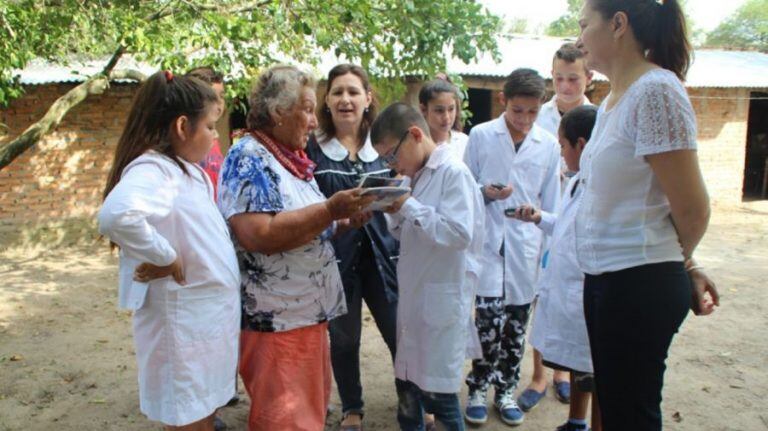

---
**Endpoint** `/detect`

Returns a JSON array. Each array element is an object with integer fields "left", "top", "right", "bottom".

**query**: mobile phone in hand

[
  {"left": 490, "top": 183, "right": 506, "bottom": 190},
  {"left": 504, "top": 207, "right": 518, "bottom": 217}
]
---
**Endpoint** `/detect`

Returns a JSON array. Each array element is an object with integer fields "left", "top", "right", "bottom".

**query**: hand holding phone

[
  {"left": 506, "top": 204, "right": 541, "bottom": 224},
  {"left": 484, "top": 183, "right": 514, "bottom": 201}
]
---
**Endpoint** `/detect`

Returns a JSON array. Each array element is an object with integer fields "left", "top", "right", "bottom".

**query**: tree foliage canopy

[
  {"left": 0, "top": 0, "right": 502, "bottom": 106},
  {"left": 545, "top": 0, "right": 582, "bottom": 37},
  {"left": 705, "top": 0, "right": 768, "bottom": 52},
  {"left": 0, "top": 0, "right": 501, "bottom": 170}
]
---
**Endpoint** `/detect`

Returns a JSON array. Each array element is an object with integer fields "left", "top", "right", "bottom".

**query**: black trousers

[
  {"left": 583, "top": 262, "right": 691, "bottom": 431},
  {"left": 329, "top": 242, "right": 398, "bottom": 416}
]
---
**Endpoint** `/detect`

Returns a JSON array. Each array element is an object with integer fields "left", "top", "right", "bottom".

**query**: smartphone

[
  {"left": 490, "top": 182, "right": 506, "bottom": 190},
  {"left": 504, "top": 207, "right": 518, "bottom": 217}
]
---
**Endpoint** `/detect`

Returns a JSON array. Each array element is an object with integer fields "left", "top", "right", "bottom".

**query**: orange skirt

[{"left": 239, "top": 322, "right": 331, "bottom": 431}]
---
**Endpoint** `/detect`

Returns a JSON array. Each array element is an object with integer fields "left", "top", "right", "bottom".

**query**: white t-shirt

[
  {"left": 575, "top": 68, "right": 698, "bottom": 275},
  {"left": 536, "top": 95, "right": 592, "bottom": 137}
]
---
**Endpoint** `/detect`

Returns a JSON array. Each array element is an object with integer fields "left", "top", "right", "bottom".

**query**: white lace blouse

[{"left": 575, "top": 68, "right": 698, "bottom": 275}]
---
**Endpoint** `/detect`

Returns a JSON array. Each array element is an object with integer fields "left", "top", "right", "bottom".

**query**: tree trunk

[{"left": 0, "top": 69, "right": 145, "bottom": 171}]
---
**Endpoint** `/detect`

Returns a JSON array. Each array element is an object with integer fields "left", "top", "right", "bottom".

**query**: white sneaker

[
  {"left": 495, "top": 391, "right": 525, "bottom": 426},
  {"left": 464, "top": 389, "right": 489, "bottom": 424}
]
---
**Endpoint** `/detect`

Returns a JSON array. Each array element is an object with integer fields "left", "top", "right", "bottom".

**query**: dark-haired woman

[
  {"left": 99, "top": 71, "right": 240, "bottom": 431},
  {"left": 306, "top": 64, "right": 400, "bottom": 431},
  {"left": 575, "top": 1, "right": 719, "bottom": 429}
]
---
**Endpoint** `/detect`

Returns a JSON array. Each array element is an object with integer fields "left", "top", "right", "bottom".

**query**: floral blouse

[{"left": 218, "top": 134, "right": 346, "bottom": 332}]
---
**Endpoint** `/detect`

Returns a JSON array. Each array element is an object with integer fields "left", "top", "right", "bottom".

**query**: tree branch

[
  {"left": 0, "top": 69, "right": 146, "bottom": 171},
  {"left": 102, "top": 45, "right": 126, "bottom": 76},
  {"left": 145, "top": 0, "right": 273, "bottom": 21}
]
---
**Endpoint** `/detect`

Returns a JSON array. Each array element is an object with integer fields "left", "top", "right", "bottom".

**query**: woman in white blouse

[{"left": 575, "top": 1, "right": 719, "bottom": 430}]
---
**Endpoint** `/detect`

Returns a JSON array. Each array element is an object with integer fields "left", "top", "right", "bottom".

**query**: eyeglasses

[{"left": 380, "top": 130, "right": 409, "bottom": 167}]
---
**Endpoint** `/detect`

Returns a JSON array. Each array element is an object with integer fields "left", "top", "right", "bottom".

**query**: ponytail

[
  {"left": 103, "top": 71, "right": 218, "bottom": 201},
  {"left": 589, "top": 0, "right": 691, "bottom": 80},
  {"left": 649, "top": 0, "right": 691, "bottom": 81}
]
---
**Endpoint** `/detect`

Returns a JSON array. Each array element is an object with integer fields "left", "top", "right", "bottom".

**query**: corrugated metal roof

[
  {"left": 14, "top": 36, "right": 768, "bottom": 89},
  {"left": 15, "top": 57, "right": 157, "bottom": 85},
  {"left": 447, "top": 35, "right": 768, "bottom": 88},
  {"left": 447, "top": 35, "right": 607, "bottom": 81}
]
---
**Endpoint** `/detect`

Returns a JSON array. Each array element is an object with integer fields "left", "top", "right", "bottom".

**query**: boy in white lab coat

[
  {"left": 463, "top": 68, "right": 561, "bottom": 426},
  {"left": 513, "top": 105, "right": 601, "bottom": 431},
  {"left": 371, "top": 102, "right": 484, "bottom": 431},
  {"left": 535, "top": 43, "right": 593, "bottom": 138},
  {"left": 522, "top": 42, "right": 594, "bottom": 411}
]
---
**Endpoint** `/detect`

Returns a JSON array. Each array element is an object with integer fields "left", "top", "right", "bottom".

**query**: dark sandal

[{"left": 339, "top": 412, "right": 363, "bottom": 431}]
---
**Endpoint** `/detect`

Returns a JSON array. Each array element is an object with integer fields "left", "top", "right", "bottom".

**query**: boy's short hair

[
  {"left": 502, "top": 68, "right": 546, "bottom": 101},
  {"left": 185, "top": 66, "right": 224, "bottom": 84},
  {"left": 559, "top": 105, "right": 598, "bottom": 147},
  {"left": 553, "top": 43, "right": 589, "bottom": 74},
  {"left": 371, "top": 102, "right": 431, "bottom": 146}
]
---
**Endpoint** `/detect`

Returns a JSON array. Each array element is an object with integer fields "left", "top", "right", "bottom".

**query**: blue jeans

[
  {"left": 329, "top": 244, "right": 398, "bottom": 416},
  {"left": 396, "top": 379, "right": 464, "bottom": 431}
]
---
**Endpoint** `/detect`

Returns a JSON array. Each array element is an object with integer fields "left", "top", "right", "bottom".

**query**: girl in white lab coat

[
  {"left": 371, "top": 102, "right": 485, "bottom": 431},
  {"left": 99, "top": 71, "right": 240, "bottom": 431},
  {"left": 512, "top": 105, "right": 601, "bottom": 431},
  {"left": 419, "top": 78, "right": 469, "bottom": 161}
]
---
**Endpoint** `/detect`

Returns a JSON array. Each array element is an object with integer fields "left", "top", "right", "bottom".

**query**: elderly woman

[
  {"left": 306, "top": 64, "right": 400, "bottom": 431},
  {"left": 217, "top": 65, "right": 373, "bottom": 431}
]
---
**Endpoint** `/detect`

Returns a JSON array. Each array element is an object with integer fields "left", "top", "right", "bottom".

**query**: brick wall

[
  {"left": 0, "top": 81, "right": 757, "bottom": 248},
  {"left": 688, "top": 88, "right": 751, "bottom": 204},
  {"left": 1, "top": 84, "right": 137, "bottom": 248},
  {"left": 588, "top": 84, "right": 750, "bottom": 204},
  {"left": 457, "top": 79, "right": 753, "bottom": 205}
]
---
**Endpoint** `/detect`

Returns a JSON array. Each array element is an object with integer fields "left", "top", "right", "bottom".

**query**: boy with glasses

[{"left": 371, "top": 103, "right": 484, "bottom": 431}]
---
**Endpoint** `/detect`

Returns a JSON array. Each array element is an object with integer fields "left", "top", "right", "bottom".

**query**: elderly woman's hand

[
  {"left": 348, "top": 210, "right": 374, "bottom": 229},
  {"left": 326, "top": 188, "right": 376, "bottom": 220}
]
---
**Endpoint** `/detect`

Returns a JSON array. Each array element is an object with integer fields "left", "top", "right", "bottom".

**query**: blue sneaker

[
  {"left": 495, "top": 391, "right": 524, "bottom": 426},
  {"left": 464, "top": 389, "right": 488, "bottom": 425},
  {"left": 517, "top": 388, "right": 546, "bottom": 412},
  {"left": 554, "top": 380, "right": 571, "bottom": 404}
]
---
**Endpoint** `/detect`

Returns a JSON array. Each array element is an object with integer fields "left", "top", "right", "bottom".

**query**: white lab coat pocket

[
  {"left": 174, "top": 285, "right": 231, "bottom": 343},
  {"left": 423, "top": 282, "right": 462, "bottom": 328},
  {"left": 118, "top": 258, "right": 149, "bottom": 311}
]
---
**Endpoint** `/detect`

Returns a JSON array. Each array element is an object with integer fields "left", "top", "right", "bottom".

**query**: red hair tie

[{"left": 164, "top": 70, "right": 174, "bottom": 82}]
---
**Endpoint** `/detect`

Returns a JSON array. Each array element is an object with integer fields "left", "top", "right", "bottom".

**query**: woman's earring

[
  {"left": 364, "top": 107, "right": 370, "bottom": 114},
  {"left": 325, "top": 106, "right": 331, "bottom": 113}
]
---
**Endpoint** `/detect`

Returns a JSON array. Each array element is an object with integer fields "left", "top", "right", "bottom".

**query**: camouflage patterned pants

[{"left": 465, "top": 297, "right": 532, "bottom": 397}]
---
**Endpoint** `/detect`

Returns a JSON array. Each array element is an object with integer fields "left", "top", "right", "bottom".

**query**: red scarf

[{"left": 248, "top": 129, "right": 316, "bottom": 181}]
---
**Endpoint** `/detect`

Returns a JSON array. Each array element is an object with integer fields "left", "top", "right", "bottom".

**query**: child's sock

[{"left": 567, "top": 418, "right": 588, "bottom": 428}]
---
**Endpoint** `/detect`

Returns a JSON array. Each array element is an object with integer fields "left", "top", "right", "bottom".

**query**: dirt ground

[{"left": 1, "top": 202, "right": 767, "bottom": 431}]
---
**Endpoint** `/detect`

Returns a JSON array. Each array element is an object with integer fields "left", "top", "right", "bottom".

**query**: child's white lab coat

[
  {"left": 386, "top": 144, "right": 485, "bottom": 393},
  {"left": 98, "top": 152, "right": 240, "bottom": 425},
  {"left": 464, "top": 115, "right": 561, "bottom": 305},
  {"left": 529, "top": 174, "right": 592, "bottom": 373}
]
